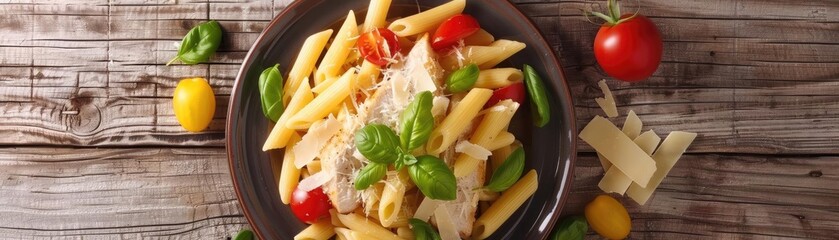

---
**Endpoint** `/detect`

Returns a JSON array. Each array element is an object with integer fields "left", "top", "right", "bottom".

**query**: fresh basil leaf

[
  {"left": 523, "top": 64, "right": 551, "bottom": 127},
  {"left": 399, "top": 91, "right": 434, "bottom": 151},
  {"left": 485, "top": 147, "right": 525, "bottom": 192},
  {"left": 446, "top": 63, "right": 479, "bottom": 93},
  {"left": 409, "top": 218, "right": 443, "bottom": 240},
  {"left": 232, "top": 229, "right": 254, "bottom": 240},
  {"left": 168, "top": 20, "right": 222, "bottom": 65},
  {"left": 258, "top": 64, "right": 284, "bottom": 122},
  {"left": 355, "top": 124, "right": 401, "bottom": 164},
  {"left": 408, "top": 155, "right": 456, "bottom": 200},
  {"left": 551, "top": 216, "right": 588, "bottom": 240},
  {"left": 354, "top": 163, "right": 387, "bottom": 190}
]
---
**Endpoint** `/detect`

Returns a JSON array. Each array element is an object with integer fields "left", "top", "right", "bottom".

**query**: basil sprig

[
  {"left": 523, "top": 64, "right": 551, "bottom": 127},
  {"left": 446, "top": 63, "right": 479, "bottom": 93},
  {"left": 353, "top": 91, "right": 457, "bottom": 200},
  {"left": 485, "top": 147, "right": 525, "bottom": 192},
  {"left": 167, "top": 20, "right": 222, "bottom": 65},
  {"left": 354, "top": 162, "right": 387, "bottom": 190},
  {"left": 400, "top": 91, "right": 434, "bottom": 151},
  {"left": 355, "top": 124, "right": 402, "bottom": 164},
  {"left": 409, "top": 218, "right": 443, "bottom": 240},
  {"left": 258, "top": 64, "right": 284, "bottom": 122},
  {"left": 550, "top": 216, "right": 588, "bottom": 240}
]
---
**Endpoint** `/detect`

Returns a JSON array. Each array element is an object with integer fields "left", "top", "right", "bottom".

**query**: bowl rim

[{"left": 226, "top": 1, "right": 577, "bottom": 239}]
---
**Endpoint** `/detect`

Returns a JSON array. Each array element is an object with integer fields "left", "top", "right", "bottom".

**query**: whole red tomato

[
  {"left": 290, "top": 186, "right": 331, "bottom": 223},
  {"left": 591, "top": 0, "right": 662, "bottom": 82}
]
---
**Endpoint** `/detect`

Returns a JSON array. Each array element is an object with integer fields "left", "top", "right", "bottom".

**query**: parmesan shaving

[
  {"left": 455, "top": 140, "right": 492, "bottom": 160},
  {"left": 294, "top": 116, "right": 341, "bottom": 169},
  {"left": 391, "top": 73, "right": 410, "bottom": 107},
  {"left": 579, "top": 116, "right": 657, "bottom": 187},
  {"left": 595, "top": 79, "right": 618, "bottom": 118},
  {"left": 627, "top": 131, "right": 697, "bottom": 205},
  {"left": 298, "top": 171, "right": 334, "bottom": 192},
  {"left": 413, "top": 198, "right": 442, "bottom": 221},
  {"left": 431, "top": 96, "right": 450, "bottom": 117},
  {"left": 433, "top": 205, "right": 460, "bottom": 240}
]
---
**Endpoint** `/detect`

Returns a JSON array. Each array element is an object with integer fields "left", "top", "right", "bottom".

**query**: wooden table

[{"left": 1, "top": 0, "right": 836, "bottom": 239}]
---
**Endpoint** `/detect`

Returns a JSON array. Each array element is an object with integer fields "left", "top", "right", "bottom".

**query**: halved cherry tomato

[
  {"left": 431, "top": 14, "right": 480, "bottom": 51},
  {"left": 357, "top": 28, "right": 401, "bottom": 66},
  {"left": 290, "top": 186, "right": 332, "bottom": 224},
  {"left": 485, "top": 81, "right": 526, "bottom": 108}
]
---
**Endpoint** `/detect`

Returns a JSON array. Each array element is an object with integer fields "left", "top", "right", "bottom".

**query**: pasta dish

[{"left": 258, "top": 0, "right": 552, "bottom": 239}]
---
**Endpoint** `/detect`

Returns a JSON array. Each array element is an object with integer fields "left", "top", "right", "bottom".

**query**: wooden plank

[
  {"left": 0, "top": 147, "right": 246, "bottom": 238},
  {"left": 564, "top": 154, "right": 839, "bottom": 239}
]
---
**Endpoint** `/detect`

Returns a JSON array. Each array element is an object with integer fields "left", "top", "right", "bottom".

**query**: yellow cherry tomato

[
  {"left": 585, "top": 195, "right": 631, "bottom": 239},
  {"left": 173, "top": 77, "right": 215, "bottom": 132}
]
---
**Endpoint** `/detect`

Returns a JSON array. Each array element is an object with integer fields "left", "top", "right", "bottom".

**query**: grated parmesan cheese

[
  {"left": 294, "top": 116, "right": 341, "bottom": 169},
  {"left": 455, "top": 140, "right": 492, "bottom": 161}
]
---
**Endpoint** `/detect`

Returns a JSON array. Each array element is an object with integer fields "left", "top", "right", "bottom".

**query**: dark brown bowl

[{"left": 227, "top": 1, "right": 576, "bottom": 239}]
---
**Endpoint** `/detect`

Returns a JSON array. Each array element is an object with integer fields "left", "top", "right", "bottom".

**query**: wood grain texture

[
  {"left": 0, "top": 147, "right": 246, "bottom": 238},
  {"left": 565, "top": 154, "right": 839, "bottom": 240},
  {"left": 0, "top": 0, "right": 837, "bottom": 239}
]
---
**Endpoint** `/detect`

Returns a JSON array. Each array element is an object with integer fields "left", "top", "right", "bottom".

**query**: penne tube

[
  {"left": 388, "top": 0, "right": 465, "bottom": 37},
  {"left": 312, "top": 75, "right": 339, "bottom": 94},
  {"left": 263, "top": 80, "right": 314, "bottom": 151},
  {"left": 362, "top": 0, "right": 393, "bottom": 31},
  {"left": 279, "top": 133, "right": 303, "bottom": 204},
  {"left": 426, "top": 88, "right": 493, "bottom": 155},
  {"left": 475, "top": 68, "right": 523, "bottom": 89},
  {"left": 473, "top": 170, "right": 538, "bottom": 239},
  {"left": 316, "top": 11, "right": 359, "bottom": 85},
  {"left": 397, "top": 227, "right": 414, "bottom": 240},
  {"left": 484, "top": 131, "right": 515, "bottom": 152},
  {"left": 440, "top": 40, "right": 526, "bottom": 71},
  {"left": 286, "top": 69, "right": 357, "bottom": 129},
  {"left": 463, "top": 28, "right": 495, "bottom": 46},
  {"left": 307, "top": 160, "right": 322, "bottom": 175},
  {"left": 293, "top": 219, "right": 336, "bottom": 240},
  {"left": 454, "top": 100, "right": 520, "bottom": 177},
  {"left": 337, "top": 212, "right": 402, "bottom": 240},
  {"left": 284, "top": 29, "right": 333, "bottom": 104},
  {"left": 378, "top": 178, "right": 406, "bottom": 228},
  {"left": 356, "top": 61, "right": 381, "bottom": 91}
]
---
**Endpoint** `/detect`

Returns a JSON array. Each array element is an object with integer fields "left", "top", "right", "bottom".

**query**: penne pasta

[
  {"left": 397, "top": 226, "right": 415, "bottom": 240},
  {"left": 484, "top": 131, "right": 515, "bottom": 152},
  {"left": 362, "top": 0, "right": 392, "bottom": 31},
  {"left": 490, "top": 141, "right": 520, "bottom": 173},
  {"left": 463, "top": 28, "right": 495, "bottom": 46},
  {"left": 286, "top": 69, "right": 357, "bottom": 129},
  {"left": 337, "top": 212, "right": 402, "bottom": 240},
  {"left": 388, "top": 0, "right": 465, "bottom": 37},
  {"left": 333, "top": 228, "right": 376, "bottom": 240},
  {"left": 377, "top": 177, "right": 406, "bottom": 227},
  {"left": 312, "top": 76, "right": 339, "bottom": 94},
  {"left": 473, "top": 170, "right": 538, "bottom": 239},
  {"left": 279, "top": 133, "right": 303, "bottom": 204},
  {"left": 284, "top": 29, "right": 333, "bottom": 104},
  {"left": 330, "top": 209, "right": 347, "bottom": 228},
  {"left": 293, "top": 219, "right": 336, "bottom": 240},
  {"left": 316, "top": 11, "right": 360, "bottom": 85},
  {"left": 307, "top": 160, "right": 322, "bottom": 175},
  {"left": 263, "top": 80, "right": 315, "bottom": 151},
  {"left": 426, "top": 88, "right": 493, "bottom": 155},
  {"left": 454, "top": 100, "right": 520, "bottom": 177},
  {"left": 356, "top": 61, "right": 381, "bottom": 91},
  {"left": 440, "top": 40, "right": 526, "bottom": 71},
  {"left": 475, "top": 68, "right": 523, "bottom": 89}
]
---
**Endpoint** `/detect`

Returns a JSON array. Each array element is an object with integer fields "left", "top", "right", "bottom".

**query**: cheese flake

[
  {"left": 455, "top": 140, "right": 492, "bottom": 160},
  {"left": 433, "top": 205, "right": 460, "bottom": 240},
  {"left": 580, "top": 116, "right": 656, "bottom": 187},
  {"left": 390, "top": 73, "right": 410, "bottom": 107},
  {"left": 413, "top": 198, "right": 442, "bottom": 221},
  {"left": 294, "top": 116, "right": 341, "bottom": 169},
  {"left": 622, "top": 110, "right": 642, "bottom": 140},
  {"left": 627, "top": 131, "right": 697, "bottom": 205},
  {"left": 431, "top": 96, "right": 450, "bottom": 117},
  {"left": 598, "top": 130, "right": 661, "bottom": 195},
  {"left": 297, "top": 171, "right": 334, "bottom": 192},
  {"left": 595, "top": 79, "right": 618, "bottom": 118}
]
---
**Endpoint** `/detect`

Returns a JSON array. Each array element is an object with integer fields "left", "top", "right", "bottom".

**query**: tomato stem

[{"left": 585, "top": 0, "right": 636, "bottom": 26}]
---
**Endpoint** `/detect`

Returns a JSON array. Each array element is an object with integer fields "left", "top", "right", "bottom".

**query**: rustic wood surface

[{"left": 0, "top": 0, "right": 837, "bottom": 239}]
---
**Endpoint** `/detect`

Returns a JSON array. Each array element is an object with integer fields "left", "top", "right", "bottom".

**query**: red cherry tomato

[
  {"left": 290, "top": 186, "right": 332, "bottom": 224},
  {"left": 431, "top": 14, "right": 480, "bottom": 51},
  {"left": 485, "top": 82, "right": 526, "bottom": 108},
  {"left": 594, "top": 14, "right": 662, "bottom": 82},
  {"left": 357, "top": 28, "right": 401, "bottom": 66}
]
